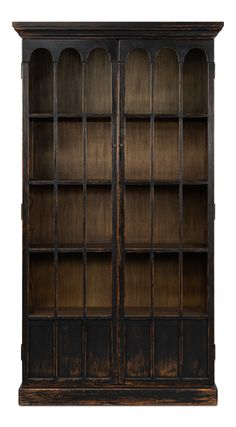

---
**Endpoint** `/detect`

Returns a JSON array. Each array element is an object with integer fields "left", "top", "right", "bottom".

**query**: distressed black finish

[{"left": 13, "top": 21, "right": 223, "bottom": 405}]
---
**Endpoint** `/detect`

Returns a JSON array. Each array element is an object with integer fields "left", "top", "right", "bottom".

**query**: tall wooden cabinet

[{"left": 13, "top": 22, "right": 223, "bottom": 405}]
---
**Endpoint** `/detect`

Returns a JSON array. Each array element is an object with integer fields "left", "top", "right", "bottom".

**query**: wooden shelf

[{"left": 29, "top": 307, "right": 112, "bottom": 318}]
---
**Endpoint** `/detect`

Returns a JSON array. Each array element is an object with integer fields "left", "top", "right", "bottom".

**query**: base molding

[{"left": 19, "top": 384, "right": 217, "bottom": 406}]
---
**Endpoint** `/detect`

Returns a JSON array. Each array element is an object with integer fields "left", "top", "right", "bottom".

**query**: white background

[{"left": 0, "top": 0, "right": 235, "bottom": 424}]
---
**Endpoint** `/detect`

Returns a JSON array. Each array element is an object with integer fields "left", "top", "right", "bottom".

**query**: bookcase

[{"left": 13, "top": 21, "right": 223, "bottom": 405}]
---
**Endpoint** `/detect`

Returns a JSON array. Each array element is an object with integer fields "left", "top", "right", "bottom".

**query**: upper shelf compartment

[
  {"left": 153, "top": 48, "right": 179, "bottom": 114},
  {"left": 29, "top": 49, "right": 53, "bottom": 114},
  {"left": 58, "top": 49, "right": 82, "bottom": 114},
  {"left": 183, "top": 49, "right": 208, "bottom": 115},
  {"left": 85, "top": 49, "right": 112, "bottom": 114},
  {"left": 125, "top": 49, "right": 150, "bottom": 114}
]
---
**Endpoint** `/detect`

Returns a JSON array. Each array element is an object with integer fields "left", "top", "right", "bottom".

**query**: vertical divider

[
  {"left": 179, "top": 59, "right": 184, "bottom": 379},
  {"left": 150, "top": 59, "right": 154, "bottom": 378},
  {"left": 82, "top": 60, "right": 87, "bottom": 380},
  {"left": 53, "top": 60, "right": 58, "bottom": 379}
]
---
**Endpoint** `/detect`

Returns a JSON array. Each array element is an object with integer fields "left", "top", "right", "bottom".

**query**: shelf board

[
  {"left": 29, "top": 307, "right": 112, "bottom": 318},
  {"left": 29, "top": 180, "right": 112, "bottom": 186}
]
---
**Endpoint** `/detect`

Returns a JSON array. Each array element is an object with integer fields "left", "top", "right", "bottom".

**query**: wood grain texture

[
  {"left": 183, "top": 253, "right": 207, "bottom": 313},
  {"left": 86, "top": 49, "right": 112, "bottom": 114},
  {"left": 58, "top": 187, "right": 83, "bottom": 246},
  {"left": 29, "top": 186, "right": 54, "bottom": 246},
  {"left": 125, "top": 320, "right": 150, "bottom": 377},
  {"left": 87, "top": 254, "right": 112, "bottom": 314},
  {"left": 125, "top": 120, "right": 150, "bottom": 181},
  {"left": 125, "top": 254, "right": 151, "bottom": 314},
  {"left": 86, "top": 186, "right": 112, "bottom": 245},
  {"left": 154, "top": 49, "right": 179, "bottom": 114},
  {"left": 58, "top": 119, "right": 83, "bottom": 180},
  {"left": 86, "top": 120, "right": 112, "bottom": 180},
  {"left": 125, "top": 187, "right": 151, "bottom": 245},
  {"left": 29, "top": 254, "right": 54, "bottom": 315},
  {"left": 58, "top": 320, "right": 83, "bottom": 377},
  {"left": 183, "top": 49, "right": 207, "bottom": 114},
  {"left": 153, "top": 120, "right": 179, "bottom": 181},
  {"left": 154, "top": 320, "right": 179, "bottom": 377},
  {"left": 153, "top": 186, "right": 179, "bottom": 245},
  {"left": 183, "top": 119, "right": 207, "bottom": 181},
  {"left": 183, "top": 186, "right": 207, "bottom": 246},
  {"left": 58, "top": 254, "right": 83, "bottom": 313},
  {"left": 183, "top": 320, "right": 208, "bottom": 378},
  {"left": 86, "top": 320, "right": 111, "bottom": 377},
  {"left": 29, "top": 49, "right": 53, "bottom": 113},
  {"left": 154, "top": 253, "right": 179, "bottom": 314},
  {"left": 125, "top": 49, "right": 150, "bottom": 114},
  {"left": 58, "top": 49, "right": 82, "bottom": 113},
  {"left": 29, "top": 119, "right": 54, "bottom": 180}
]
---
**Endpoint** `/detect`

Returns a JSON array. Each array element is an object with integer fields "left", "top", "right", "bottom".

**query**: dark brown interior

[
  {"left": 125, "top": 254, "right": 151, "bottom": 315},
  {"left": 183, "top": 253, "right": 207, "bottom": 313},
  {"left": 86, "top": 49, "right": 112, "bottom": 114},
  {"left": 86, "top": 186, "right": 112, "bottom": 246},
  {"left": 58, "top": 119, "right": 83, "bottom": 180},
  {"left": 87, "top": 119, "right": 112, "bottom": 181},
  {"left": 153, "top": 120, "right": 179, "bottom": 181},
  {"left": 58, "top": 186, "right": 83, "bottom": 246},
  {"left": 154, "top": 186, "right": 179, "bottom": 246},
  {"left": 183, "top": 119, "right": 208, "bottom": 181},
  {"left": 58, "top": 253, "right": 83, "bottom": 315},
  {"left": 29, "top": 186, "right": 54, "bottom": 247},
  {"left": 29, "top": 48, "right": 53, "bottom": 113},
  {"left": 125, "top": 186, "right": 151, "bottom": 246},
  {"left": 87, "top": 254, "right": 112, "bottom": 315},
  {"left": 154, "top": 253, "right": 180, "bottom": 314},
  {"left": 29, "top": 119, "right": 54, "bottom": 180},
  {"left": 58, "top": 49, "right": 82, "bottom": 114},
  {"left": 125, "top": 119, "right": 150, "bottom": 181},
  {"left": 183, "top": 49, "right": 207, "bottom": 114},
  {"left": 125, "top": 49, "right": 150, "bottom": 114},
  {"left": 153, "top": 48, "right": 179, "bottom": 114},
  {"left": 183, "top": 185, "right": 207, "bottom": 247},
  {"left": 29, "top": 253, "right": 54, "bottom": 316}
]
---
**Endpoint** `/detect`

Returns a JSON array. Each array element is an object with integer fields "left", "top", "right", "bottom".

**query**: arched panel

[
  {"left": 125, "top": 49, "right": 150, "bottom": 114},
  {"left": 154, "top": 49, "right": 179, "bottom": 114},
  {"left": 86, "top": 49, "right": 112, "bottom": 114},
  {"left": 58, "top": 49, "right": 82, "bottom": 113},
  {"left": 183, "top": 49, "right": 207, "bottom": 114},
  {"left": 29, "top": 49, "right": 53, "bottom": 113}
]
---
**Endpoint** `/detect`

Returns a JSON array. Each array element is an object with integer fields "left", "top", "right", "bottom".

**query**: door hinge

[{"left": 21, "top": 203, "right": 23, "bottom": 220}]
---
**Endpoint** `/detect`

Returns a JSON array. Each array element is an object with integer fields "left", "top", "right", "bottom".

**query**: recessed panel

[
  {"left": 86, "top": 186, "right": 112, "bottom": 246},
  {"left": 29, "top": 254, "right": 54, "bottom": 316},
  {"left": 28, "top": 320, "right": 54, "bottom": 378},
  {"left": 183, "top": 320, "right": 208, "bottom": 378},
  {"left": 29, "top": 48, "right": 53, "bottom": 113},
  {"left": 153, "top": 120, "right": 179, "bottom": 181},
  {"left": 183, "top": 186, "right": 207, "bottom": 247},
  {"left": 154, "top": 48, "right": 179, "bottom": 114},
  {"left": 86, "top": 320, "right": 111, "bottom": 377},
  {"left": 125, "top": 120, "right": 150, "bottom": 181},
  {"left": 125, "top": 49, "right": 150, "bottom": 114},
  {"left": 154, "top": 320, "right": 179, "bottom": 377},
  {"left": 58, "top": 187, "right": 83, "bottom": 246},
  {"left": 86, "top": 49, "right": 112, "bottom": 114},
  {"left": 58, "top": 49, "right": 82, "bottom": 113},
  {"left": 58, "top": 320, "right": 83, "bottom": 377},
  {"left": 125, "top": 320, "right": 150, "bottom": 378},
  {"left": 87, "top": 254, "right": 112, "bottom": 316},
  {"left": 154, "top": 253, "right": 180, "bottom": 315},
  {"left": 29, "top": 119, "right": 54, "bottom": 180},
  {"left": 125, "top": 254, "right": 151, "bottom": 316},
  {"left": 58, "top": 254, "right": 83, "bottom": 316},
  {"left": 183, "top": 253, "right": 207, "bottom": 314},
  {"left": 58, "top": 119, "right": 83, "bottom": 180},
  {"left": 183, "top": 49, "right": 207, "bottom": 114},
  {"left": 29, "top": 186, "right": 54, "bottom": 247},
  {"left": 125, "top": 187, "right": 151, "bottom": 246},
  {"left": 154, "top": 186, "right": 179, "bottom": 246},
  {"left": 87, "top": 120, "right": 112, "bottom": 180},
  {"left": 183, "top": 119, "right": 208, "bottom": 181}
]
